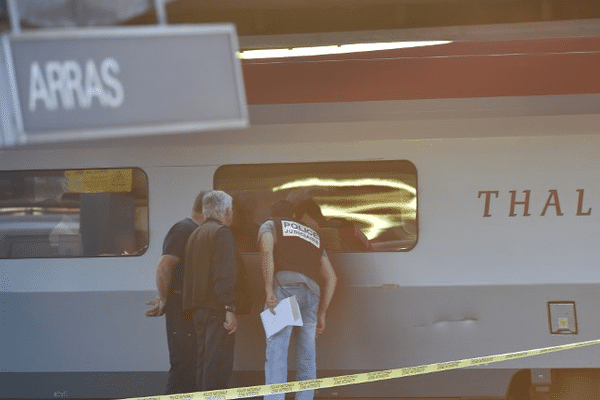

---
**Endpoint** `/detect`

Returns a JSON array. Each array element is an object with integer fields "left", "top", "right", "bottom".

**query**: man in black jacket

[{"left": 183, "top": 190, "right": 238, "bottom": 391}]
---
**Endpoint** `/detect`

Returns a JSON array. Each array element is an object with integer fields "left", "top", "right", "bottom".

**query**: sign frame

[{"left": 1, "top": 24, "right": 249, "bottom": 147}]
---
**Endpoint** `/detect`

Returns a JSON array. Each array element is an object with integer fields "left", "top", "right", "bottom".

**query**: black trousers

[
  {"left": 193, "top": 308, "right": 236, "bottom": 391},
  {"left": 164, "top": 293, "right": 197, "bottom": 394}
]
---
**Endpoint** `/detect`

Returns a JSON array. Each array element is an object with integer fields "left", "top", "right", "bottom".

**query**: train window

[
  {"left": 214, "top": 160, "right": 417, "bottom": 252},
  {"left": 0, "top": 168, "right": 148, "bottom": 259}
]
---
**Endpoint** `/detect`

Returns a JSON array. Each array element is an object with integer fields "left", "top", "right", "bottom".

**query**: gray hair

[{"left": 202, "top": 190, "right": 233, "bottom": 220}]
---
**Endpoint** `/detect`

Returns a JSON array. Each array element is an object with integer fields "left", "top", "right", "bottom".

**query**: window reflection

[
  {"left": 0, "top": 168, "right": 148, "bottom": 259},
  {"left": 214, "top": 160, "right": 417, "bottom": 252}
]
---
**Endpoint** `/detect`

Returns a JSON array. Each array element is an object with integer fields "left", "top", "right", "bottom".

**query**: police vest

[{"left": 272, "top": 218, "right": 323, "bottom": 285}]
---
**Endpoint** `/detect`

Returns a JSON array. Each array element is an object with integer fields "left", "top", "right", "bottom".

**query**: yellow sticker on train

[{"left": 65, "top": 169, "right": 132, "bottom": 193}]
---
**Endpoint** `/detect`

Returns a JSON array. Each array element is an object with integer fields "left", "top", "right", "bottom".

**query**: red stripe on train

[{"left": 242, "top": 37, "right": 600, "bottom": 104}]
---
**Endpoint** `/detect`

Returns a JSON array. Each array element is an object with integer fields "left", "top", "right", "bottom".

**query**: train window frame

[
  {"left": 0, "top": 167, "right": 149, "bottom": 259},
  {"left": 214, "top": 160, "right": 418, "bottom": 253}
]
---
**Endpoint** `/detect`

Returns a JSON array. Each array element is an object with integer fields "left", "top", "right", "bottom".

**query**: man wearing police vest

[{"left": 259, "top": 200, "right": 337, "bottom": 400}]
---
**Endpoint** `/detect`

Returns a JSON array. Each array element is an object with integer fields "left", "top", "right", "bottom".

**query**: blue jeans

[
  {"left": 265, "top": 283, "right": 320, "bottom": 400},
  {"left": 193, "top": 308, "right": 235, "bottom": 391}
]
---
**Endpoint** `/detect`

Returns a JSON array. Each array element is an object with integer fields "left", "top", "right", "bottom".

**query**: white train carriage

[{"left": 3, "top": 21, "right": 600, "bottom": 400}]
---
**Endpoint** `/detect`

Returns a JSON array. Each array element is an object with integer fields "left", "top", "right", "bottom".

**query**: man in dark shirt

[
  {"left": 182, "top": 190, "right": 238, "bottom": 391},
  {"left": 145, "top": 191, "right": 206, "bottom": 394}
]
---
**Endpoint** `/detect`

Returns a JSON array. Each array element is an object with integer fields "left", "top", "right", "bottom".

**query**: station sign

[{"left": 0, "top": 24, "right": 248, "bottom": 147}]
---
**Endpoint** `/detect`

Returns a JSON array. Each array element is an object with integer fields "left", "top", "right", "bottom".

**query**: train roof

[{"left": 2, "top": 19, "right": 600, "bottom": 149}]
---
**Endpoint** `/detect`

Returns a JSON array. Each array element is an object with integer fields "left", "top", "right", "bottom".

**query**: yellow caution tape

[{"left": 122, "top": 338, "right": 600, "bottom": 400}]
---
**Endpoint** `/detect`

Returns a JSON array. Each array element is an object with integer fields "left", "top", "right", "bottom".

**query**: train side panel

[{"left": 3, "top": 106, "right": 600, "bottom": 398}]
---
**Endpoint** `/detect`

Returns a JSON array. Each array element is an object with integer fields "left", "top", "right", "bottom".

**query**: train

[{"left": 3, "top": 20, "right": 600, "bottom": 400}]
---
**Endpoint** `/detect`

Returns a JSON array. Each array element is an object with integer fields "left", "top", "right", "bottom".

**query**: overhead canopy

[
  {"left": 0, "top": 0, "right": 172, "bottom": 28},
  {"left": 1, "top": 0, "right": 600, "bottom": 36}
]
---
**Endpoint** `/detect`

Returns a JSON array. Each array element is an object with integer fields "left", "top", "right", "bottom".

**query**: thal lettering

[{"left": 478, "top": 189, "right": 592, "bottom": 217}]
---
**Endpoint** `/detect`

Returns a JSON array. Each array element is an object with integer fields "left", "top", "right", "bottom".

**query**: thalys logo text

[{"left": 478, "top": 189, "right": 592, "bottom": 217}]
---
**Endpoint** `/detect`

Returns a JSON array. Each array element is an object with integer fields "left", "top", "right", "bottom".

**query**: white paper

[{"left": 260, "top": 295, "right": 303, "bottom": 338}]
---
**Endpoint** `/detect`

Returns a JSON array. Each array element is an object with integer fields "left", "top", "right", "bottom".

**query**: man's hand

[
  {"left": 316, "top": 309, "right": 327, "bottom": 335},
  {"left": 317, "top": 252, "right": 336, "bottom": 336},
  {"left": 144, "top": 297, "right": 166, "bottom": 317},
  {"left": 265, "top": 292, "right": 279, "bottom": 314},
  {"left": 224, "top": 311, "right": 237, "bottom": 334}
]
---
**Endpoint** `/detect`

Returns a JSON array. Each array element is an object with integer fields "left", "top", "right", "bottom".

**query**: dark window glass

[
  {"left": 214, "top": 160, "right": 417, "bottom": 252},
  {"left": 0, "top": 168, "right": 148, "bottom": 258}
]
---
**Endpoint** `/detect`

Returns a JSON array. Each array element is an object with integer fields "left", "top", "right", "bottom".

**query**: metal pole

[
  {"left": 153, "top": 0, "right": 168, "bottom": 26},
  {"left": 0, "top": 37, "right": 17, "bottom": 147},
  {"left": 6, "top": 0, "right": 21, "bottom": 34}
]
